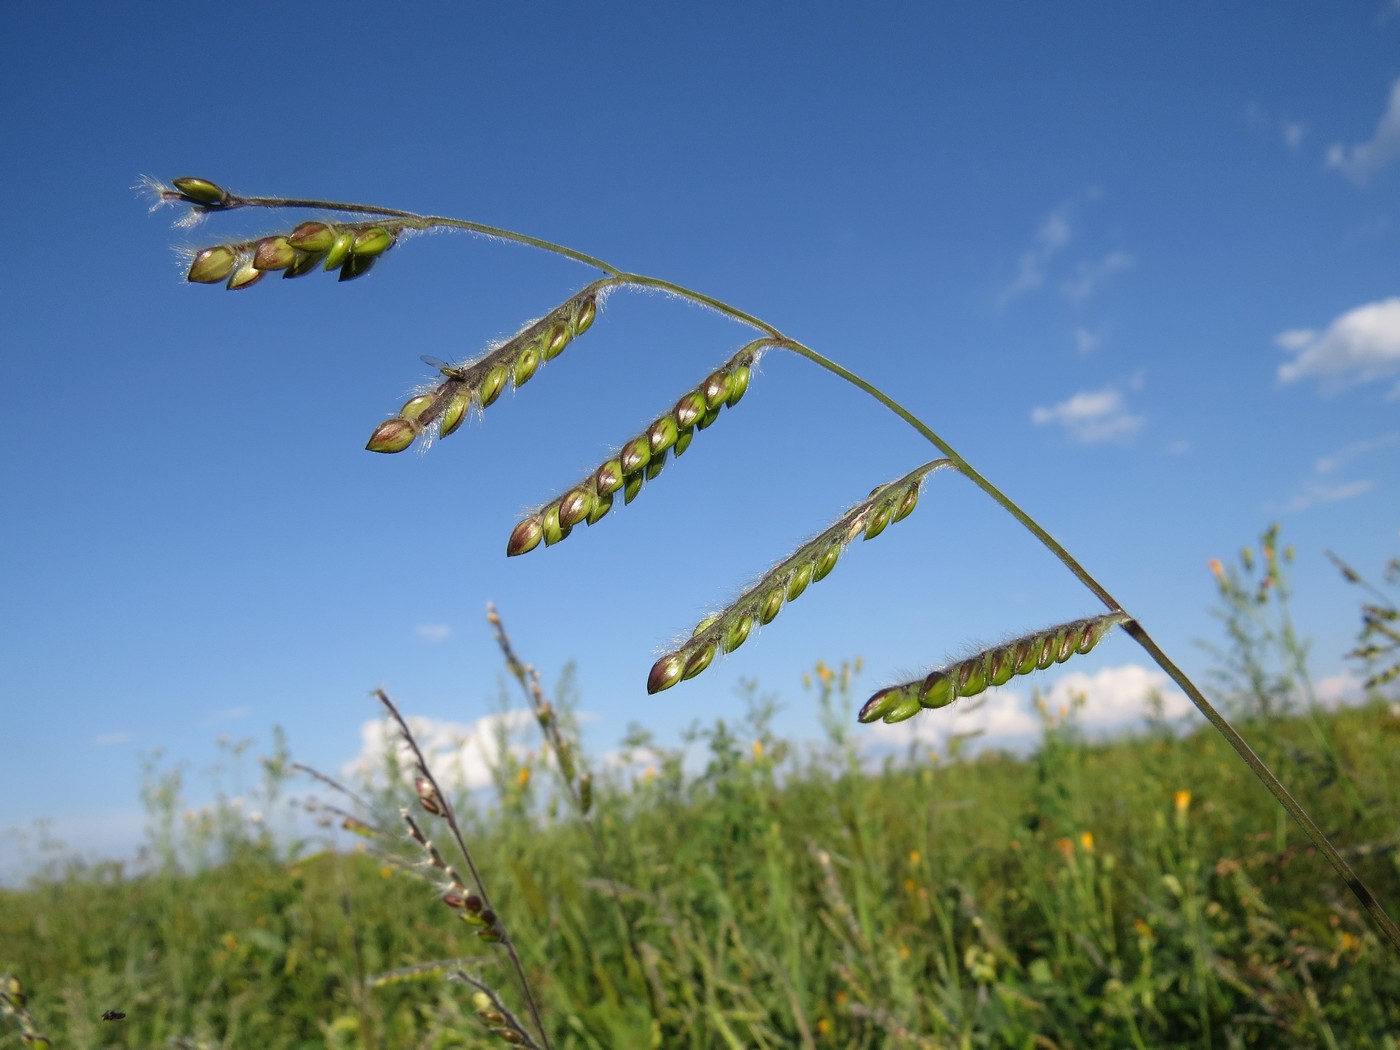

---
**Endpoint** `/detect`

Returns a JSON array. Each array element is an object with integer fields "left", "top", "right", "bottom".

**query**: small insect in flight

[
  {"left": 420, "top": 355, "right": 469, "bottom": 380},
  {"left": 102, "top": 1010, "right": 126, "bottom": 1022}
]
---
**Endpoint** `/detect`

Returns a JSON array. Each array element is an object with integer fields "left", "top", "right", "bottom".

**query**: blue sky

[{"left": 3, "top": 3, "right": 1398, "bottom": 879}]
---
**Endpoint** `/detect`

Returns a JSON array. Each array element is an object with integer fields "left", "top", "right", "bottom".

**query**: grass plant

[{"left": 5, "top": 177, "right": 1396, "bottom": 1046}]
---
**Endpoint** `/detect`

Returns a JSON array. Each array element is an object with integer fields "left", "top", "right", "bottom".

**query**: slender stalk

[
  {"left": 186, "top": 185, "right": 1400, "bottom": 952},
  {"left": 374, "top": 690, "right": 552, "bottom": 1049}
]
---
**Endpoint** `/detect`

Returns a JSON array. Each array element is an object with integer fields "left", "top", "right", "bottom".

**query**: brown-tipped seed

[
  {"left": 513, "top": 345, "right": 541, "bottom": 387},
  {"left": 366, "top": 417, "right": 417, "bottom": 453},
  {"left": 557, "top": 488, "right": 593, "bottom": 528},
  {"left": 703, "top": 370, "right": 731, "bottom": 409},
  {"left": 619, "top": 436, "right": 651, "bottom": 475},
  {"left": 323, "top": 229, "right": 354, "bottom": 270},
  {"left": 648, "top": 416, "right": 679, "bottom": 456},
  {"left": 648, "top": 654, "right": 685, "bottom": 694},
  {"left": 352, "top": 226, "right": 393, "bottom": 258},
  {"left": 171, "top": 177, "right": 229, "bottom": 207},
  {"left": 253, "top": 236, "right": 296, "bottom": 271},
  {"left": 415, "top": 777, "right": 444, "bottom": 816},
  {"left": 226, "top": 263, "right": 263, "bottom": 290},
  {"left": 187, "top": 245, "right": 237, "bottom": 284},
  {"left": 858, "top": 686, "right": 902, "bottom": 723},
  {"left": 287, "top": 221, "right": 336, "bottom": 253},
  {"left": 594, "top": 458, "right": 625, "bottom": 496},
  {"left": 674, "top": 391, "right": 708, "bottom": 429},
  {"left": 507, "top": 516, "right": 545, "bottom": 556}
]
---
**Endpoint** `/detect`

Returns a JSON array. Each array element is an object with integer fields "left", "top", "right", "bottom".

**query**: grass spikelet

[
  {"left": 647, "top": 459, "right": 954, "bottom": 693},
  {"left": 858, "top": 612, "right": 1130, "bottom": 724},
  {"left": 182, "top": 219, "right": 407, "bottom": 289},
  {"left": 506, "top": 339, "right": 771, "bottom": 555},
  {"left": 367, "top": 282, "right": 609, "bottom": 454}
]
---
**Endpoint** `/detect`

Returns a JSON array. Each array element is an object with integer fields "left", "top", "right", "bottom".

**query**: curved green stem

[{"left": 216, "top": 188, "right": 1400, "bottom": 953}]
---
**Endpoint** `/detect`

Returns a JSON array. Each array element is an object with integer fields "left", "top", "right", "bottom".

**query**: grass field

[{"left": 3, "top": 649, "right": 1398, "bottom": 1049}]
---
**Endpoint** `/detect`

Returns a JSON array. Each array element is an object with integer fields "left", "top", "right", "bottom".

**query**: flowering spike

[
  {"left": 861, "top": 613, "right": 1130, "bottom": 724},
  {"left": 651, "top": 460, "right": 953, "bottom": 691}
]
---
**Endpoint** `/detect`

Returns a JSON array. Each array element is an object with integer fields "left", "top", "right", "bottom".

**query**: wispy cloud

[
  {"left": 1283, "top": 478, "right": 1376, "bottom": 512},
  {"left": 206, "top": 706, "right": 250, "bottom": 724},
  {"left": 1277, "top": 432, "right": 1395, "bottom": 511},
  {"left": 1000, "top": 202, "right": 1075, "bottom": 303},
  {"left": 415, "top": 624, "right": 453, "bottom": 643},
  {"left": 1073, "top": 326, "right": 1101, "bottom": 355},
  {"left": 1326, "top": 77, "right": 1400, "bottom": 184},
  {"left": 1282, "top": 120, "right": 1307, "bottom": 153},
  {"left": 1031, "top": 386, "right": 1144, "bottom": 443},
  {"left": 94, "top": 731, "right": 132, "bottom": 747},
  {"left": 1276, "top": 297, "right": 1400, "bottom": 392},
  {"left": 1315, "top": 431, "right": 1400, "bottom": 474},
  {"left": 1061, "top": 251, "right": 1134, "bottom": 304}
]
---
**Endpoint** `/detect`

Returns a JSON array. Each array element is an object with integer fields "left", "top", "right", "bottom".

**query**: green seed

[
  {"left": 438, "top": 391, "right": 469, "bottom": 437},
  {"left": 287, "top": 221, "right": 336, "bottom": 254},
  {"left": 619, "top": 437, "right": 651, "bottom": 475},
  {"left": 352, "top": 226, "right": 393, "bottom": 258},
  {"left": 542, "top": 324, "right": 570, "bottom": 360},
  {"left": 557, "top": 488, "right": 593, "bottom": 529},
  {"left": 398, "top": 394, "right": 436, "bottom": 423},
  {"left": 323, "top": 229, "right": 354, "bottom": 270},
  {"left": 507, "top": 517, "right": 544, "bottom": 556},
  {"left": 253, "top": 236, "right": 296, "bottom": 271},
  {"left": 572, "top": 296, "right": 596, "bottom": 335},
  {"left": 648, "top": 417, "right": 679, "bottom": 456},
  {"left": 813, "top": 544, "right": 841, "bottom": 581},
  {"left": 513, "top": 345, "right": 541, "bottom": 387},
  {"left": 366, "top": 417, "right": 416, "bottom": 454},
  {"left": 187, "top": 245, "right": 237, "bottom": 284},
  {"left": 723, "top": 615, "right": 754, "bottom": 653},
  {"left": 682, "top": 644, "right": 716, "bottom": 680},
  {"left": 674, "top": 391, "right": 707, "bottom": 429},
  {"left": 479, "top": 365, "right": 509, "bottom": 407}
]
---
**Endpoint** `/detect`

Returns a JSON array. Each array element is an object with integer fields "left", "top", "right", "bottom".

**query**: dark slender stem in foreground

[
  {"left": 204, "top": 186, "right": 1400, "bottom": 954},
  {"left": 375, "top": 690, "right": 552, "bottom": 1050}
]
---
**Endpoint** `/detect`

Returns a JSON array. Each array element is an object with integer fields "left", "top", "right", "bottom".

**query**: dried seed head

[
  {"left": 187, "top": 245, "right": 237, "bottom": 284},
  {"left": 859, "top": 612, "right": 1130, "bottom": 725},
  {"left": 415, "top": 776, "right": 445, "bottom": 816},
  {"left": 649, "top": 459, "right": 954, "bottom": 693}
]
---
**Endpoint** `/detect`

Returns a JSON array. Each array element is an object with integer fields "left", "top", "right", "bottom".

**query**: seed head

[
  {"left": 648, "top": 459, "right": 953, "bottom": 693},
  {"left": 859, "top": 612, "right": 1130, "bottom": 724}
]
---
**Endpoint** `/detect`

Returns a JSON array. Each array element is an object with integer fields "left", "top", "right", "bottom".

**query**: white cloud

[
  {"left": 415, "top": 624, "right": 453, "bottom": 643},
  {"left": 1314, "top": 431, "right": 1400, "bottom": 474},
  {"left": 1276, "top": 297, "right": 1400, "bottom": 390},
  {"left": 1001, "top": 203, "right": 1075, "bottom": 303},
  {"left": 1315, "top": 670, "right": 1366, "bottom": 709},
  {"left": 1062, "top": 251, "right": 1134, "bottom": 304},
  {"left": 1031, "top": 386, "right": 1144, "bottom": 443},
  {"left": 1074, "top": 326, "right": 1101, "bottom": 355},
  {"left": 1282, "top": 120, "right": 1306, "bottom": 153},
  {"left": 1284, "top": 478, "right": 1375, "bottom": 513},
  {"left": 342, "top": 710, "right": 537, "bottom": 792},
  {"left": 1326, "top": 77, "right": 1400, "bottom": 184}
]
